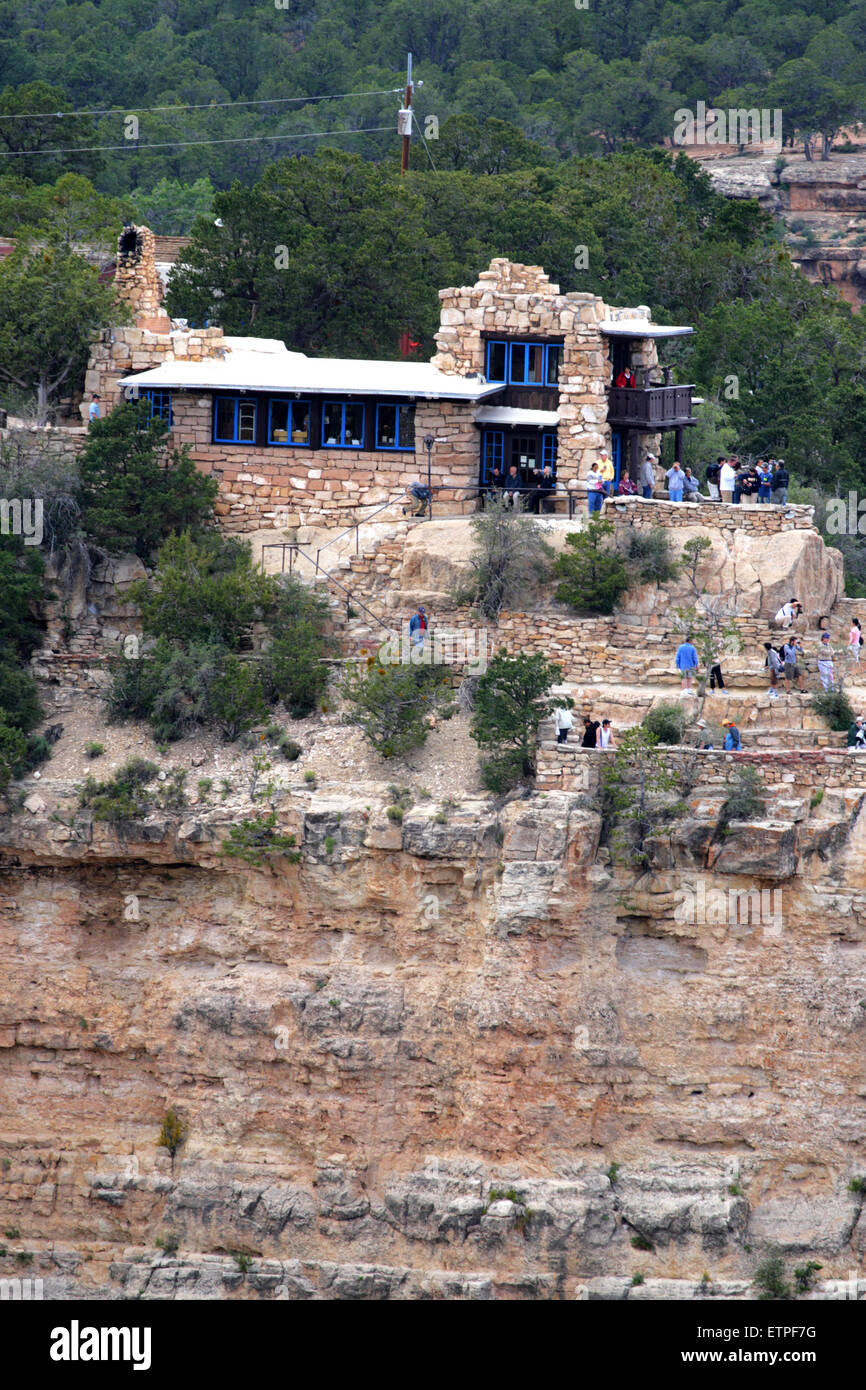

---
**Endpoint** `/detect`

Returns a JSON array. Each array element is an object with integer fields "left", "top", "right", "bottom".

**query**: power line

[
  {"left": 0, "top": 86, "right": 405, "bottom": 122},
  {"left": 411, "top": 109, "right": 437, "bottom": 172},
  {"left": 0, "top": 126, "right": 395, "bottom": 158}
]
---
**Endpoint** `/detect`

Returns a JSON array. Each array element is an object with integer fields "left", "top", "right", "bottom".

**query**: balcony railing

[{"left": 606, "top": 384, "right": 696, "bottom": 428}]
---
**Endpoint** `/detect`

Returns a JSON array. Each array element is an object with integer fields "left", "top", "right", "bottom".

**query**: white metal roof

[
  {"left": 600, "top": 319, "right": 693, "bottom": 338},
  {"left": 120, "top": 339, "right": 503, "bottom": 401},
  {"left": 474, "top": 406, "right": 560, "bottom": 427}
]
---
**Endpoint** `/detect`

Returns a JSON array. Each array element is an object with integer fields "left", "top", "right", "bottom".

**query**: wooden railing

[{"left": 606, "top": 385, "right": 696, "bottom": 427}]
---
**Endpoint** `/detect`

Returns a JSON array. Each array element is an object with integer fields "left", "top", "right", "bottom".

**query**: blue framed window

[
  {"left": 485, "top": 340, "right": 563, "bottom": 386},
  {"left": 542, "top": 434, "right": 558, "bottom": 470},
  {"left": 481, "top": 431, "right": 504, "bottom": 482},
  {"left": 322, "top": 401, "right": 365, "bottom": 448},
  {"left": 214, "top": 396, "right": 257, "bottom": 443},
  {"left": 140, "top": 388, "right": 172, "bottom": 425},
  {"left": 268, "top": 398, "right": 310, "bottom": 446},
  {"left": 376, "top": 404, "right": 416, "bottom": 450}
]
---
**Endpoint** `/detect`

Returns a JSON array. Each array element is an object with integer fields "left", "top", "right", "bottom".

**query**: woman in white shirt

[
  {"left": 597, "top": 719, "right": 615, "bottom": 748},
  {"left": 719, "top": 460, "right": 737, "bottom": 503}
]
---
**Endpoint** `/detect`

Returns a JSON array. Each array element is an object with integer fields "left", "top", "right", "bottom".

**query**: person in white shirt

[
  {"left": 585, "top": 466, "right": 605, "bottom": 514},
  {"left": 719, "top": 459, "right": 737, "bottom": 503},
  {"left": 597, "top": 719, "right": 615, "bottom": 748},
  {"left": 554, "top": 706, "right": 574, "bottom": 745},
  {"left": 774, "top": 599, "right": 803, "bottom": 628},
  {"left": 640, "top": 454, "right": 656, "bottom": 499}
]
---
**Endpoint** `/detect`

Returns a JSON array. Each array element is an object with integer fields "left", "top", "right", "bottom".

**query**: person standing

[
  {"left": 722, "top": 719, "right": 741, "bottom": 750},
  {"left": 675, "top": 636, "right": 699, "bottom": 691},
  {"left": 756, "top": 460, "right": 773, "bottom": 503},
  {"left": 848, "top": 715, "right": 866, "bottom": 748},
  {"left": 88, "top": 394, "right": 101, "bottom": 424},
  {"left": 764, "top": 642, "right": 783, "bottom": 700},
  {"left": 409, "top": 605, "right": 428, "bottom": 650},
  {"left": 665, "top": 461, "right": 685, "bottom": 502},
  {"left": 582, "top": 715, "right": 600, "bottom": 748},
  {"left": 597, "top": 718, "right": 615, "bottom": 748},
  {"left": 705, "top": 457, "right": 722, "bottom": 500},
  {"left": 554, "top": 705, "right": 574, "bottom": 744},
  {"left": 585, "top": 464, "right": 605, "bottom": 514},
  {"left": 782, "top": 636, "right": 805, "bottom": 693},
  {"left": 817, "top": 631, "right": 835, "bottom": 690},
  {"left": 615, "top": 366, "right": 636, "bottom": 388},
  {"left": 771, "top": 459, "right": 789, "bottom": 505},
  {"left": 640, "top": 454, "right": 656, "bottom": 499},
  {"left": 708, "top": 641, "right": 726, "bottom": 692},
  {"left": 598, "top": 451, "right": 615, "bottom": 496},
  {"left": 719, "top": 458, "right": 737, "bottom": 504},
  {"left": 849, "top": 617, "right": 862, "bottom": 664}
]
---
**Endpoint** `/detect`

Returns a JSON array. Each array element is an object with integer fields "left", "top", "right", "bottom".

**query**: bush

[
  {"left": 107, "top": 639, "right": 267, "bottom": 744},
  {"left": 0, "top": 658, "right": 43, "bottom": 735},
  {"left": 458, "top": 497, "right": 553, "bottom": 619},
  {"left": 156, "top": 1108, "right": 188, "bottom": 1160},
  {"left": 718, "top": 765, "right": 766, "bottom": 834},
  {"left": 220, "top": 813, "right": 302, "bottom": 867},
  {"left": 84, "top": 741, "right": 104, "bottom": 758},
  {"left": 0, "top": 715, "right": 27, "bottom": 793},
  {"left": 341, "top": 659, "right": 448, "bottom": 760},
  {"left": 208, "top": 656, "right": 268, "bottom": 741},
  {"left": 753, "top": 1253, "right": 791, "bottom": 1301},
  {"left": 625, "top": 527, "right": 679, "bottom": 585},
  {"left": 0, "top": 535, "right": 46, "bottom": 663},
  {"left": 261, "top": 578, "right": 331, "bottom": 718},
  {"left": 793, "top": 1260, "right": 822, "bottom": 1294},
  {"left": 128, "top": 531, "right": 276, "bottom": 650},
  {"left": 642, "top": 702, "right": 686, "bottom": 745},
  {"left": 77, "top": 402, "right": 217, "bottom": 558},
  {"left": 811, "top": 686, "right": 855, "bottom": 732},
  {"left": 385, "top": 805, "right": 403, "bottom": 823},
  {"left": 553, "top": 518, "right": 629, "bottom": 614},
  {"left": 78, "top": 757, "right": 159, "bottom": 825},
  {"left": 471, "top": 651, "right": 562, "bottom": 789}
]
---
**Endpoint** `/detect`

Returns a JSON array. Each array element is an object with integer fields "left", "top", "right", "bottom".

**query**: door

[{"left": 611, "top": 431, "right": 623, "bottom": 487}]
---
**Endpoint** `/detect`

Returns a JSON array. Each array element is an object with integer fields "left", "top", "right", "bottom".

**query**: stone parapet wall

[
  {"left": 606, "top": 495, "right": 817, "bottom": 534},
  {"left": 536, "top": 745, "right": 866, "bottom": 794}
]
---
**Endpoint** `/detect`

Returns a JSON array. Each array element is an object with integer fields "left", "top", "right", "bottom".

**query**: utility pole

[{"left": 400, "top": 52, "right": 413, "bottom": 174}]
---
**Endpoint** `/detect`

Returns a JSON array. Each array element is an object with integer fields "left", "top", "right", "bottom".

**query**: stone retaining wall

[{"left": 536, "top": 745, "right": 866, "bottom": 794}]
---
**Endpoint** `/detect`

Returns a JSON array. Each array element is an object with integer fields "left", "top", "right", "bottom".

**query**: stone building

[{"left": 86, "top": 229, "right": 696, "bottom": 529}]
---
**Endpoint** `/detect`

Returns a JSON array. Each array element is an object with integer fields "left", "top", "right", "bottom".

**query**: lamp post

[{"left": 423, "top": 433, "right": 434, "bottom": 520}]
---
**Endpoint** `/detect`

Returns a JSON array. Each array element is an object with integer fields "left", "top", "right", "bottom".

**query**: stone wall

[
  {"left": 536, "top": 745, "right": 866, "bottom": 794},
  {"left": 608, "top": 495, "right": 817, "bottom": 534}
]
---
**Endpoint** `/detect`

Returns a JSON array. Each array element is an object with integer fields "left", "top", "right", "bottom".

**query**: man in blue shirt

[
  {"left": 675, "top": 637, "right": 699, "bottom": 691},
  {"left": 722, "top": 719, "right": 741, "bottom": 750}
]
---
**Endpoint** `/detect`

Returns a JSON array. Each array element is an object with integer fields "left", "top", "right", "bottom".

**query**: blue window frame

[
  {"left": 322, "top": 401, "right": 365, "bottom": 448},
  {"left": 268, "top": 398, "right": 310, "bottom": 446},
  {"left": 140, "top": 388, "right": 172, "bottom": 425},
  {"left": 214, "top": 396, "right": 257, "bottom": 443},
  {"left": 481, "top": 431, "right": 504, "bottom": 482},
  {"left": 485, "top": 340, "right": 564, "bottom": 386},
  {"left": 376, "top": 404, "right": 416, "bottom": 450},
  {"left": 542, "top": 434, "right": 558, "bottom": 470}
]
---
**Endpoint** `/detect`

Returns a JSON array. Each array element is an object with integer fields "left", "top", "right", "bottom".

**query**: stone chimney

[{"left": 114, "top": 223, "right": 170, "bottom": 332}]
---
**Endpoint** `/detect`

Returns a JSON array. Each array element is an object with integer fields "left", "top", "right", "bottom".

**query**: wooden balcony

[{"left": 606, "top": 384, "right": 696, "bottom": 429}]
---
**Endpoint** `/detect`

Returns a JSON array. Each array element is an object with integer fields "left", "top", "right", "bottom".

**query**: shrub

[
  {"left": 197, "top": 777, "right": 213, "bottom": 799},
  {"left": 220, "top": 813, "right": 301, "bottom": 867},
  {"left": 84, "top": 741, "right": 104, "bottom": 759},
  {"left": 386, "top": 805, "right": 403, "bottom": 823},
  {"left": 458, "top": 497, "right": 553, "bottom": 620},
  {"left": 260, "top": 577, "right": 332, "bottom": 717},
  {"left": 78, "top": 757, "right": 159, "bottom": 825},
  {"left": 718, "top": 765, "right": 766, "bottom": 835},
  {"left": 0, "top": 535, "right": 46, "bottom": 664},
  {"left": 304, "top": 769, "right": 316, "bottom": 784},
  {"left": 155, "top": 1233, "right": 179, "bottom": 1255},
  {"left": 158, "top": 769, "right": 187, "bottom": 811},
  {"left": 128, "top": 531, "right": 276, "bottom": 650},
  {"left": 607, "top": 1163, "right": 620, "bottom": 1184},
  {"left": 553, "top": 518, "right": 629, "bottom": 614},
  {"left": 848, "top": 1176, "right": 866, "bottom": 1195},
  {"left": 324, "top": 835, "right": 336, "bottom": 854},
  {"left": 341, "top": 660, "right": 448, "bottom": 760},
  {"left": 0, "top": 659, "right": 43, "bottom": 736},
  {"left": 0, "top": 716, "right": 27, "bottom": 793},
  {"left": 77, "top": 402, "right": 217, "bottom": 558},
  {"left": 209, "top": 656, "right": 268, "bottom": 741},
  {"left": 642, "top": 702, "right": 686, "bottom": 746},
  {"left": 793, "top": 1260, "right": 822, "bottom": 1294},
  {"left": 471, "top": 651, "right": 562, "bottom": 790},
  {"left": 600, "top": 727, "right": 683, "bottom": 866},
  {"left": 156, "top": 1108, "right": 188, "bottom": 1160},
  {"left": 630, "top": 1234, "right": 653, "bottom": 1251},
  {"left": 625, "top": 527, "right": 679, "bottom": 585},
  {"left": 753, "top": 1253, "right": 791, "bottom": 1301},
  {"left": 631, "top": 1273, "right": 644, "bottom": 1286},
  {"left": 811, "top": 686, "right": 855, "bottom": 732}
]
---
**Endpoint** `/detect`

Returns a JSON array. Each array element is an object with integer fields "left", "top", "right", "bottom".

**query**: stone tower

[{"left": 114, "top": 223, "right": 170, "bottom": 332}]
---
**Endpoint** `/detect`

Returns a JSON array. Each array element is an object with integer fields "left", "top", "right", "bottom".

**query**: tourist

[
  {"left": 409, "top": 605, "right": 428, "bottom": 650},
  {"left": 503, "top": 464, "right": 523, "bottom": 509},
  {"left": 582, "top": 715, "right": 600, "bottom": 748},
  {"left": 405, "top": 480, "right": 432, "bottom": 516},
  {"left": 771, "top": 459, "right": 789, "bottom": 506},
  {"left": 741, "top": 465, "right": 760, "bottom": 502},
  {"left": 817, "top": 631, "right": 835, "bottom": 690},
  {"left": 598, "top": 450, "right": 615, "bottom": 496},
  {"left": 675, "top": 636, "right": 699, "bottom": 691},
  {"left": 849, "top": 617, "right": 862, "bottom": 663},
  {"left": 756, "top": 459, "right": 773, "bottom": 503},
  {"left": 705, "top": 457, "right": 722, "bottom": 500},
  {"left": 528, "top": 463, "right": 555, "bottom": 514},
  {"left": 774, "top": 599, "right": 803, "bottom": 628},
  {"left": 781, "top": 635, "right": 805, "bottom": 693},
  {"left": 848, "top": 715, "right": 866, "bottom": 748},
  {"left": 597, "top": 718, "right": 615, "bottom": 748},
  {"left": 719, "top": 458, "right": 737, "bottom": 504},
  {"left": 764, "top": 642, "right": 783, "bottom": 700},
  {"left": 554, "top": 704, "right": 574, "bottom": 744},
  {"left": 665, "top": 461, "right": 685, "bottom": 502},
  {"left": 585, "top": 464, "right": 605, "bottom": 514},
  {"left": 88, "top": 394, "right": 100, "bottom": 423},
  {"left": 708, "top": 641, "right": 726, "bottom": 692},
  {"left": 722, "top": 719, "right": 741, "bottom": 750},
  {"left": 640, "top": 454, "right": 656, "bottom": 499},
  {"left": 615, "top": 366, "right": 636, "bottom": 388},
  {"left": 682, "top": 466, "right": 700, "bottom": 501}
]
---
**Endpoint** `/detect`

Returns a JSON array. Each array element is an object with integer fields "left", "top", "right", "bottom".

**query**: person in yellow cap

[{"left": 598, "top": 450, "right": 615, "bottom": 496}]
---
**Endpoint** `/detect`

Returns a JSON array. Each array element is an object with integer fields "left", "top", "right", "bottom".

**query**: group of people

[
  {"left": 553, "top": 708, "right": 615, "bottom": 748},
  {"left": 590, "top": 454, "right": 790, "bottom": 510},
  {"left": 707, "top": 457, "right": 789, "bottom": 505},
  {"left": 487, "top": 462, "right": 557, "bottom": 514}
]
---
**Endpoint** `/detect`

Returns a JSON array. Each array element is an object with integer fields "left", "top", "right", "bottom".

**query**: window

[
  {"left": 376, "top": 404, "right": 415, "bottom": 450},
  {"left": 513, "top": 435, "right": 539, "bottom": 470},
  {"left": 140, "top": 388, "right": 172, "bottom": 424},
  {"left": 214, "top": 396, "right": 257, "bottom": 443},
  {"left": 481, "top": 431, "right": 504, "bottom": 482},
  {"left": 268, "top": 398, "right": 310, "bottom": 446},
  {"left": 322, "top": 401, "right": 365, "bottom": 448},
  {"left": 542, "top": 434, "right": 558, "bottom": 470},
  {"left": 485, "top": 340, "right": 563, "bottom": 386}
]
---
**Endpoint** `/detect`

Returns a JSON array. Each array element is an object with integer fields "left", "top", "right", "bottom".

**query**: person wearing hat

[
  {"left": 598, "top": 450, "right": 615, "bottom": 496},
  {"left": 847, "top": 715, "right": 866, "bottom": 749},
  {"left": 640, "top": 454, "right": 656, "bottom": 499},
  {"left": 722, "top": 719, "right": 741, "bottom": 751},
  {"left": 409, "top": 605, "right": 428, "bottom": 650}
]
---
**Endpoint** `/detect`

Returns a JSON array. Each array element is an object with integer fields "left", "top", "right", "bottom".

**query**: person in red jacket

[{"left": 615, "top": 367, "right": 636, "bottom": 388}]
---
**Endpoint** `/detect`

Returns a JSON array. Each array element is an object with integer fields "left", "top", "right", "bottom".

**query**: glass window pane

[
  {"left": 323, "top": 404, "right": 342, "bottom": 444},
  {"left": 487, "top": 341, "right": 506, "bottom": 381},
  {"left": 270, "top": 399, "right": 289, "bottom": 441},
  {"left": 510, "top": 343, "right": 527, "bottom": 383},
  {"left": 291, "top": 402, "right": 309, "bottom": 443},
  {"left": 216, "top": 398, "right": 235, "bottom": 439},
  {"left": 527, "top": 345, "right": 544, "bottom": 382},
  {"left": 345, "top": 403, "right": 364, "bottom": 446},
  {"left": 546, "top": 346, "right": 561, "bottom": 385},
  {"left": 399, "top": 406, "right": 415, "bottom": 449},
  {"left": 378, "top": 405, "right": 397, "bottom": 447},
  {"left": 238, "top": 400, "right": 256, "bottom": 441}
]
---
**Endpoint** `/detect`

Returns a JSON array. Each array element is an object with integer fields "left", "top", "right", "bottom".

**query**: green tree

[
  {"left": 553, "top": 518, "right": 629, "bottom": 614},
  {"left": 128, "top": 532, "right": 275, "bottom": 647},
  {"left": 261, "top": 578, "right": 332, "bottom": 718},
  {"left": 459, "top": 497, "right": 553, "bottom": 620},
  {"left": 600, "top": 726, "right": 682, "bottom": 866},
  {"left": 341, "top": 657, "right": 447, "bottom": 760},
  {"left": 78, "top": 404, "right": 217, "bottom": 559},
  {"left": 471, "top": 650, "right": 561, "bottom": 790},
  {"left": 0, "top": 82, "right": 102, "bottom": 182}
]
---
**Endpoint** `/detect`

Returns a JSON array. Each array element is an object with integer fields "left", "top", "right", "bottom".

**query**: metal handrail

[{"left": 261, "top": 540, "right": 397, "bottom": 637}]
